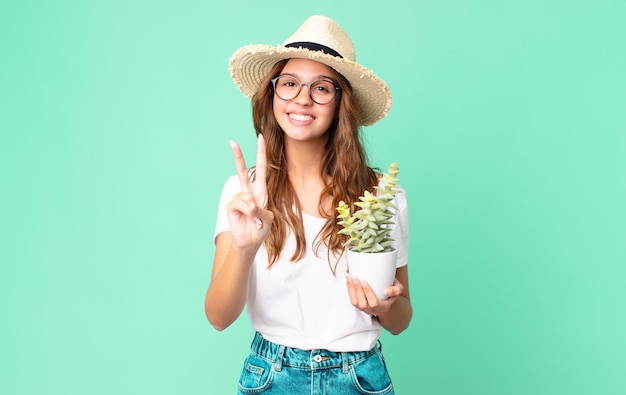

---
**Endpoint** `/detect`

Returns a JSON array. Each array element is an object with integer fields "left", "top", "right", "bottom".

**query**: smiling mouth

[{"left": 288, "top": 113, "right": 315, "bottom": 122}]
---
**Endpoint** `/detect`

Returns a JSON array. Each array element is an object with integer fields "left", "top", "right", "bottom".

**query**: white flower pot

[{"left": 347, "top": 249, "right": 397, "bottom": 300}]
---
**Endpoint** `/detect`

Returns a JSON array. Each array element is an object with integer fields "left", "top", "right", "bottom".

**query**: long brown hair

[{"left": 251, "top": 59, "right": 378, "bottom": 273}]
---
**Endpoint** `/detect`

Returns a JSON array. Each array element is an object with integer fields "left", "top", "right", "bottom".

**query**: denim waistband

[{"left": 250, "top": 332, "right": 380, "bottom": 372}]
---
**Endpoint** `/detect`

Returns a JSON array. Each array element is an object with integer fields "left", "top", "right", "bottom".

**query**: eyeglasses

[{"left": 271, "top": 75, "right": 340, "bottom": 105}]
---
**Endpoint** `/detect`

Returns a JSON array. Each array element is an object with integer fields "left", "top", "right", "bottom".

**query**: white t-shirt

[{"left": 214, "top": 175, "right": 409, "bottom": 352}]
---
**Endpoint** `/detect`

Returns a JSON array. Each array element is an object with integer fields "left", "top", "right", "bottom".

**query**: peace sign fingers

[
  {"left": 228, "top": 134, "right": 272, "bottom": 237},
  {"left": 230, "top": 134, "right": 268, "bottom": 206}
]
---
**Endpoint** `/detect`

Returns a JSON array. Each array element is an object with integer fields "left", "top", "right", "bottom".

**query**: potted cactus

[{"left": 336, "top": 162, "right": 401, "bottom": 299}]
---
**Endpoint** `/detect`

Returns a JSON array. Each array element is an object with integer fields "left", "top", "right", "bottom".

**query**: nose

[{"left": 293, "top": 83, "right": 314, "bottom": 105}]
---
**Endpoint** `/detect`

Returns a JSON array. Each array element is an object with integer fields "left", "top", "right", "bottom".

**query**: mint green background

[{"left": 1, "top": 1, "right": 625, "bottom": 394}]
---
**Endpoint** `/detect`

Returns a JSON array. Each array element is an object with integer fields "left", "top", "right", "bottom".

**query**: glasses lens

[
  {"left": 310, "top": 80, "right": 337, "bottom": 104},
  {"left": 274, "top": 76, "right": 301, "bottom": 101}
]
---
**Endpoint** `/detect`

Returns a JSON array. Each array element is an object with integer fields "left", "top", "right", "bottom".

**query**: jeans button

[{"left": 313, "top": 355, "right": 323, "bottom": 363}]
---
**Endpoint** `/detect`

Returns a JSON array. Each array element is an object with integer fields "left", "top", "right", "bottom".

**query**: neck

[
  {"left": 284, "top": 139, "right": 332, "bottom": 217},
  {"left": 285, "top": 139, "right": 326, "bottom": 183}
]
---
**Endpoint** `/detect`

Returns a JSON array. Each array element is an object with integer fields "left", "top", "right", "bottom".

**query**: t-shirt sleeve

[
  {"left": 390, "top": 188, "right": 409, "bottom": 268},
  {"left": 213, "top": 175, "right": 240, "bottom": 244}
]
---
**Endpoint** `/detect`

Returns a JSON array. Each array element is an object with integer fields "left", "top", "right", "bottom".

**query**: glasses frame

[{"left": 270, "top": 75, "right": 340, "bottom": 105}]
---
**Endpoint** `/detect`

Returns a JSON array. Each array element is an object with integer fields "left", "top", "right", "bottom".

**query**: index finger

[{"left": 229, "top": 140, "right": 251, "bottom": 191}]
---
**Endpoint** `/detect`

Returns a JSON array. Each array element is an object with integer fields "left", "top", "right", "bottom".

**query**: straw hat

[{"left": 229, "top": 15, "right": 392, "bottom": 126}]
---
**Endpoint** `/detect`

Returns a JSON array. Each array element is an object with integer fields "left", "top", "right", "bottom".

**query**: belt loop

[
  {"left": 376, "top": 339, "right": 383, "bottom": 352},
  {"left": 273, "top": 345, "right": 285, "bottom": 372},
  {"left": 341, "top": 352, "right": 350, "bottom": 373},
  {"left": 252, "top": 332, "right": 262, "bottom": 350}
]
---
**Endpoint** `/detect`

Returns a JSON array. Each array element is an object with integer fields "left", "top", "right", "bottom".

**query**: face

[{"left": 272, "top": 58, "right": 339, "bottom": 144}]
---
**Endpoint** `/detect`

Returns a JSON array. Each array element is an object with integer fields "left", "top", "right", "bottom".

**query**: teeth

[{"left": 289, "top": 113, "right": 314, "bottom": 122}]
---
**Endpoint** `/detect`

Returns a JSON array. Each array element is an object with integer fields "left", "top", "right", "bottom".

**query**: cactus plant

[{"left": 336, "top": 163, "right": 401, "bottom": 253}]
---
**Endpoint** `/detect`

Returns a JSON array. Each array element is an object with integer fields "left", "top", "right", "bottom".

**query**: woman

[{"left": 205, "top": 15, "right": 411, "bottom": 394}]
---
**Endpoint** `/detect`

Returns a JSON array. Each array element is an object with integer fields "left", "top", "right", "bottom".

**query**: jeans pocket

[
  {"left": 349, "top": 351, "right": 394, "bottom": 394},
  {"left": 237, "top": 353, "right": 274, "bottom": 394}
]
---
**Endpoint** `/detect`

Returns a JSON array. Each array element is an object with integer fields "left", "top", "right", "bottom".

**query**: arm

[
  {"left": 204, "top": 135, "right": 273, "bottom": 331},
  {"left": 346, "top": 265, "right": 413, "bottom": 335},
  {"left": 204, "top": 232, "right": 257, "bottom": 331}
]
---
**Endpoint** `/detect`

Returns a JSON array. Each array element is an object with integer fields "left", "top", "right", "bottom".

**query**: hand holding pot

[{"left": 345, "top": 274, "right": 405, "bottom": 316}]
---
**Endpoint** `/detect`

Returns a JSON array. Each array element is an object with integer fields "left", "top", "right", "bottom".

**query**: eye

[
  {"left": 279, "top": 76, "right": 299, "bottom": 88},
  {"left": 312, "top": 80, "right": 335, "bottom": 93}
]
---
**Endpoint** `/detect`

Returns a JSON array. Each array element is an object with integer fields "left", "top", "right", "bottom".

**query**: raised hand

[{"left": 227, "top": 134, "right": 274, "bottom": 251}]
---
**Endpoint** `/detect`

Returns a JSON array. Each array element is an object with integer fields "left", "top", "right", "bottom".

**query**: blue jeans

[{"left": 236, "top": 332, "right": 395, "bottom": 395}]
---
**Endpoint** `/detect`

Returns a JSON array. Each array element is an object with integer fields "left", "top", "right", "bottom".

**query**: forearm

[
  {"left": 376, "top": 295, "right": 412, "bottom": 335},
  {"left": 204, "top": 247, "right": 256, "bottom": 331}
]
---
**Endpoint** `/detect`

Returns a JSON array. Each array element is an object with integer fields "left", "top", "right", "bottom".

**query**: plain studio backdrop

[{"left": 1, "top": 1, "right": 625, "bottom": 394}]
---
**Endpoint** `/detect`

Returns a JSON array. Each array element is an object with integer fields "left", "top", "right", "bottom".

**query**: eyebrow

[{"left": 281, "top": 72, "right": 335, "bottom": 82}]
